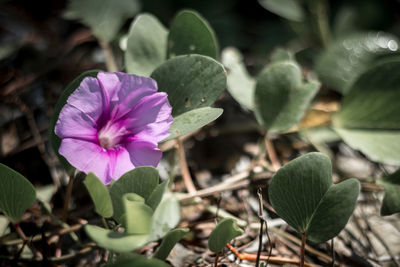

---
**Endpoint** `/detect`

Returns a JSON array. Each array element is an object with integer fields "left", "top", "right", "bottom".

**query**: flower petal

[{"left": 125, "top": 141, "right": 162, "bottom": 167}]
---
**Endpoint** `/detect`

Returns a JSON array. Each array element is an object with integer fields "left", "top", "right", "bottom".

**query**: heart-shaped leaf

[
  {"left": 109, "top": 167, "right": 159, "bottom": 222},
  {"left": 83, "top": 173, "right": 113, "bottom": 218},
  {"left": 269, "top": 152, "right": 360, "bottom": 243},
  {"left": 377, "top": 169, "right": 400, "bottom": 216},
  {"left": 125, "top": 13, "right": 168, "bottom": 76},
  {"left": 151, "top": 54, "right": 226, "bottom": 116},
  {"left": 168, "top": 10, "right": 218, "bottom": 59},
  {"left": 258, "top": 0, "right": 305, "bottom": 22},
  {"left": 163, "top": 107, "right": 223, "bottom": 142},
  {"left": 48, "top": 70, "right": 99, "bottom": 175},
  {"left": 0, "top": 164, "right": 36, "bottom": 223},
  {"left": 316, "top": 32, "right": 400, "bottom": 94},
  {"left": 64, "top": 0, "right": 141, "bottom": 42},
  {"left": 254, "top": 61, "right": 302, "bottom": 129},
  {"left": 153, "top": 228, "right": 189, "bottom": 260},
  {"left": 122, "top": 193, "right": 153, "bottom": 235},
  {"left": 208, "top": 218, "right": 244, "bottom": 253}
]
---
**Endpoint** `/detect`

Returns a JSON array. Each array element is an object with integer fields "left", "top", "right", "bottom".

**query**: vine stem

[
  {"left": 62, "top": 174, "right": 75, "bottom": 222},
  {"left": 99, "top": 41, "right": 118, "bottom": 72},
  {"left": 300, "top": 232, "right": 306, "bottom": 267},
  {"left": 177, "top": 138, "right": 197, "bottom": 194}
]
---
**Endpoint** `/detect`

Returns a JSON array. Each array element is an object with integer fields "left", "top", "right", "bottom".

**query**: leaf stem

[
  {"left": 99, "top": 41, "right": 118, "bottom": 72},
  {"left": 62, "top": 174, "right": 75, "bottom": 222},
  {"left": 300, "top": 232, "right": 306, "bottom": 267},
  {"left": 177, "top": 138, "right": 197, "bottom": 194},
  {"left": 214, "top": 253, "right": 219, "bottom": 267},
  {"left": 264, "top": 135, "right": 281, "bottom": 171}
]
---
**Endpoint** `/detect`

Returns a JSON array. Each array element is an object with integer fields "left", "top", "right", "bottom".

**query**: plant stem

[
  {"left": 331, "top": 238, "right": 335, "bottom": 267},
  {"left": 177, "top": 138, "right": 197, "bottom": 194},
  {"left": 214, "top": 253, "right": 219, "bottom": 267},
  {"left": 300, "top": 232, "right": 306, "bottom": 267},
  {"left": 62, "top": 174, "right": 75, "bottom": 222},
  {"left": 99, "top": 41, "right": 118, "bottom": 72},
  {"left": 264, "top": 135, "right": 281, "bottom": 171}
]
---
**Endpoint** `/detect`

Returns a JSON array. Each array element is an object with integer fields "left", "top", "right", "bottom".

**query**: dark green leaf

[
  {"left": 146, "top": 180, "right": 169, "bottom": 211},
  {"left": 168, "top": 10, "right": 218, "bottom": 59},
  {"left": 270, "top": 48, "right": 295, "bottom": 62},
  {"left": 316, "top": 32, "right": 400, "bottom": 94},
  {"left": 48, "top": 70, "right": 99, "bottom": 175},
  {"left": 153, "top": 228, "right": 189, "bottom": 260},
  {"left": 125, "top": 13, "right": 168, "bottom": 76},
  {"left": 258, "top": 0, "right": 305, "bottom": 22},
  {"left": 83, "top": 173, "right": 113, "bottom": 218},
  {"left": 64, "top": 0, "right": 141, "bottom": 42},
  {"left": 163, "top": 107, "right": 223, "bottom": 142},
  {"left": 151, "top": 55, "right": 226, "bottom": 116},
  {"left": 0, "top": 164, "right": 36, "bottom": 223},
  {"left": 208, "top": 218, "right": 244, "bottom": 253},
  {"left": 109, "top": 167, "right": 159, "bottom": 222},
  {"left": 378, "top": 169, "right": 400, "bottom": 216}
]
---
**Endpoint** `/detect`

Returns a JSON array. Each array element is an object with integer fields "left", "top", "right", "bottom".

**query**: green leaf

[
  {"left": 334, "top": 128, "right": 400, "bottom": 166},
  {"left": 107, "top": 254, "right": 170, "bottom": 267},
  {"left": 64, "top": 0, "right": 141, "bottom": 42},
  {"left": 258, "top": 0, "right": 305, "bottom": 22},
  {"left": 109, "top": 167, "right": 159, "bottom": 222},
  {"left": 268, "top": 152, "right": 360, "bottom": 243},
  {"left": 269, "top": 80, "right": 320, "bottom": 132},
  {"left": 221, "top": 47, "right": 255, "bottom": 110},
  {"left": 153, "top": 228, "right": 189, "bottom": 260},
  {"left": 208, "top": 218, "right": 244, "bottom": 253},
  {"left": 123, "top": 193, "right": 153, "bottom": 235},
  {"left": 146, "top": 180, "right": 169, "bottom": 211},
  {"left": 377, "top": 169, "right": 400, "bottom": 216},
  {"left": 48, "top": 70, "right": 99, "bottom": 175},
  {"left": 85, "top": 224, "right": 149, "bottom": 253},
  {"left": 0, "top": 164, "right": 36, "bottom": 223},
  {"left": 150, "top": 192, "right": 180, "bottom": 241},
  {"left": 168, "top": 10, "right": 218, "bottom": 59},
  {"left": 163, "top": 107, "right": 223, "bottom": 142},
  {"left": 254, "top": 61, "right": 302, "bottom": 130},
  {"left": 83, "top": 173, "right": 113, "bottom": 218},
  {"left": 125, "top": 13, "right": 168, "bottom": 76},
  {"left": 316, "top": 32, "right": 400, "bottom": 94},
  {"left": 151, "top": 55, "right": 226, "bottom": 116},
  {"left": 270, "top": 48, "right": 295, "bottom": 63}
]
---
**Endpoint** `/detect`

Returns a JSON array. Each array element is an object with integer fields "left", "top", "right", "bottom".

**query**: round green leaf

[
  {"left": 153, "top": 228, "right": 189, "bottom": 260},
  {"left": 316, "top": 32, "right": 400, "bottom": 94},
  {"left": 269, "top": 153, "right": 360, "bottom": 243},
  {"left": 123, "top": 193, "right": 153, "bottom": 235},
  {"left": 48, "top": 70, "right": 99, "bottom": 175},
  {"left": 208, "top": 218, "right": 244, "bottom": 253},
  {"left": 85, "top": 224, "right": 149, "bottom": 253},
  {"left": 109, "top": 167, "right": 159, "bottom": 222},
  {"left": 83, "top": 173, "right": 113, "bottom": 218},
  {"left": 258, "top": 0, "right": 305, "bottom": 22},
  {"left": 254, "top": 61, "right": 302, "bottom": 130},
  {"left": 163, "top": 107, "right": 223, "bottom": 142},
  {"left": 125, "top": 13, "right": 168, "bottom": 76},
  {"left": 168, "top": 10, "right": 218, "bottom": 59},
  {"left": 378, "top": 169, "right": 400, "bottom": 216},
  {"left": 0, "top": 164, "right": 36, "bottom": 223},
  {"left": 151, "top": 55, "right": 226, "bottom": 116}
]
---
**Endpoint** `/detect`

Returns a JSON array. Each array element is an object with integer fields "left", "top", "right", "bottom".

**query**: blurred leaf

[
  {"left": 208, "top": 218, "right": 244, "bottom": 253},
  {"left": 123, "top": 193, "right": 153, "bottom": 235},
  {"left": 149, "top": 191, "right": 180, "bottom": 241},
  {"left": 316, "top": 32, "right": 400, "bottom": 94},
  {"left": 254, "top": 61, "right": 302, "bottom": 130},
  {"left": 0, "top": 164, "right": 36, "bottom": 223},
  {"left": 146, "top": 180, "right": 168, "bottom": 211},
  {"left": 48, "top": 70, "right": 99, "bottom": 175},
  {"left": 269, "top": 153, "right": 360, "bottom": 243},
  {"left": 151, "top": 55, "right": 226, "bottom": 116},
  {"left": 85, "top": 224, "right": 149, "bottom": 253},
  {"left": 153, "top": 228, "right": 189, "bottom": 260},
  {"left": 125, "top": 13, "right": 168, "bottom": 76},
  {"left": 109, "top": 167, "right": 159, "bottom": 222},
  {"left": 222, "top": 47, "right": 255, "bottom": 110},
  {"left": 334, "top": 128, "right": 400, "bottom": 165},
  {"left": 0, "top": 216, "right": 8, "bottom": 235},
  {"left": 377, "top": 169, "right": 400, "bottom": 216},
  {"left": 35, "top": 185, "right": 54, "bottom": 204},
  {"left": 84, "top": 173, "right": 113, "bottom": 218},
  {"left": 163, "top": 107, "right": 223, "bottom": 142},
  {"left": 168, "top": 10, "right": 218, "bottom": 59},
  {"left": 258, "top": 0, "right": 305, "bottom": 22},
  {"left": 270, "top": 48, "right": 295, "bottom": 63},
  {"left": 107, "top": 254, "right": 170, "bottom": 267},
  {"left": 64, "top": 0, "right": 141, "bottom": 42},
  {"left": 269, "top": 80, "right": 320, "bottom": 132}
]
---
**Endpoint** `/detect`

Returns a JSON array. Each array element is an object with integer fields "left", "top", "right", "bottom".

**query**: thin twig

[
  {"left": 14, "top": 223, "right": 42, "bottom": 259},
  {"left": 300, "top": 232, "right": 306, "bottom": 267},
  {"left": 99, "top": 41, "right": 118, "bottom": 72},
  {"left": 264, "top": 135, "right": 281, "bottom": 171},
  {"left": 214, "top": 253, "right": 219, "bottom": 267},
  {"left": 331, "top": 239, "right": 335, "bottom": 267},
  {"left": 62, "top": 174, "right": 75, "bottom": 222},
  {"left": 256, "top": 188, "right": 265, "bottom": 267},
  {"left": 177, "top": 138, "right": 197, "bottom": 194}
]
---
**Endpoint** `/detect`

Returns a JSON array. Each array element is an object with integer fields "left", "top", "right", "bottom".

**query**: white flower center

[{"left": 97, "top": 121, "right": 128, "bottom": 149}]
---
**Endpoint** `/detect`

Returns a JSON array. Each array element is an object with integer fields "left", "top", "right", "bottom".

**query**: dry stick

[
  {"left": 177, "top": 138, "right": 197, "bottom": 194},
  {"left": 14, "top": 223, "right": 42, "bottom": 259},
  {"left": 264, "top": 135, "right": 281, "bottom": 171},
  {"left": 300, "top": 232, "right": 306, "bottom": 267},
  {"left": 62, "top": 174, "right": 75, "bottom": 222},
  {"left": 99, "top": 41, "right": 118, "bottom": 72},
  {"left": 255, "top": 188, "right": 265, "bottom": 267}
]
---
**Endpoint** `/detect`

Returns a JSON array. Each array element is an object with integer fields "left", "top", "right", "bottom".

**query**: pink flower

[{"left": 55, "top": 72, "right": 172, "bottom": 184}]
